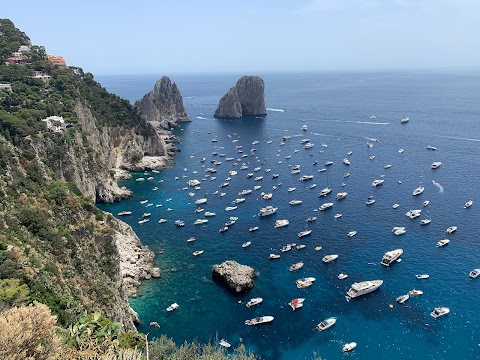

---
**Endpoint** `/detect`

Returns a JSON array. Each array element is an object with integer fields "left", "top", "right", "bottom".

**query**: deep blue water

[{"left": 97, "top": 71, "right": 480, "bottom": 359}]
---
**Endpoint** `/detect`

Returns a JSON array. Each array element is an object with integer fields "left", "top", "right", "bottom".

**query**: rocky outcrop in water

[
  {"left": 212, "top": 260, "right": 257, "bottom": 292},
  {"left": 135, "top": 76, "right": 190, "bottom": 130},
  {"left": 214, "top": 76, "right": 266, "bottom": 119}
]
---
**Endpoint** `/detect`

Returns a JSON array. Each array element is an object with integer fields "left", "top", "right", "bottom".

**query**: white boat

[
  {"left": 334, "top": 213, "right": 342, "bottom": 219},
  {"left": 194, "top": 208, "right": 204, "bottom": 213},
  {"left": 298, "top": 230, "right": 312, "bottom": 238},
  {"left": 431, "top": 161, "right": 442, "bottom": 169},
  {"left": 324, "top": 161, "right": 333, "bottom": 166},
  {"left": 369, "top": 155, "right": 375, "bottom": 160},
  {"left": 304, "top": 143, "right": 314, "bottom": 149},
  {"left": 262, "top": 193, "right": 273, "bottom": 200},
  {"left": 308, "top": 183, "right": 317, "bottom": 189},
  {"left": 246, "top": 173, "right": 254, "bottom": 178},
  {"left": 204, "top": 212, "right": 216, "bottom": 217},
  {"left": 175, "top": 220, "right": 185, "bottom": 227},
  {"left": 405, "top": 209, "right": 422, "bottom": 219},
  {"left": 291, "top": 169, "right": 300, "bottom": 174},
  {"left": 289, "top": 200, "right": 303, "bottom": 205},
  {"left": 431, "top": 307, "right": 450, "bottom": 319},
  {"left": 469, "top": 269, "right": 480, "bottom": 279},
  {"left": 257, "top": 205, "right": 278, "bottom": 218},
  {"left": 195, "top": 198, "right": 207, "bottom": 205},
  {"left": 394, "top": 228, "right": 406, "bottom": 236},
  {"left": 299, "top": 175, "right": 314, "bottom": 181},
  {"left": 413, "top": 186, "right": 425, "bottom": 196},
  {"left": 288, "top": 298, "right": 305, "bottom": 310},
  {"left": 296, "top": 277, "right": 316, "bottom": 288},
  {"left": 117, "top": 211, "right": 132, "bottom": 216},
  {"left": 338, "top": 273, "right": 348, "bottom": 280},
  {"left": 219, "top": 339, "right": 231, "bottom": 348},
  {"left": 347, "top": 231, "right": 357, "bottom": 238},
  {"left": 296, "top": 244, "right": 306, "bottom": 250},
  {"left": 138, "top": 219, "right": 149, "bottom": 224},
  {"left": 396, "top": 294, "right": 409, "bottom": 304},
  {"left": 142, "top": 213, "right": 151, "bottom": 218},
  {"left": 269, "top": 254, "right": 281, "bottom": 259},
  {"left": 446, "top": 226, "right": 457, "bottom": 234},
  {"left": 225, "top": 206, "right": 237, "bottom": 211},
  {"left": 371, "top": 179, "right": 384, "bottom": 187},
  {"left": 186, "top": 237, "right": 195, "bottom": 243},
  {"left": 255, "top": 176, "right": 263, "bottom": 181},
  {"left": 193, "top": 219, "right": 208, "bottom": 225},
  {"left": 166, "top": 303, "right": 179, "bottom": 312},
  {"left": 415, "top": 274, "right": 429, "bottom": 279},
  {"left": 365, "top": 198, "right": 376, "bottom": 205},
  {"left": 408, "top": 289, "right": 423, "bottom": 297},
  {"left": 188, "top": 179, "right": 201, "bottom": 187},
  {"left": 342, "top": 342, "right": 357, "bottom": 352},
  {"left": 381, "top": 249, "right": 403, "bottom": 266},
  {"left": 275, "top": 219, "right": 289, "bottom": 228},
  {"left": 316, "top": 317, "right": 337, "bottom": 331},
  {"left": 246, "top": 297, "right": 263, "bottom": 308},
  {"left": 158, "top": 219, "right": 167, "bottom": 224},
  {"left": 347, "top": 280, "right": 383, "bottom": 298},
  {"left": 319, "top": 187, "right": 332, "bottom": 197},
  {"left": 307, "top": 216, "right": 317, "bottom": 222},
  {"left": 234, "top": 198, "right": 246, "bottom": 204},
  {"left": 319, "top": 202, "right": 334, "bottom": 211},
  {"left": 240, "top": 189, "right": 253, "bottom": 195},
  {"left": 401, "top": 116, "right": 409, "bottom": 123},
  {"left": 249, "top": 226, "right": 259, "bottom": 232},
  {"left": 465, "top": 200, "right": 473, "bottom": 208},
  {"left": 384, "top": 164, "right": 392, "bottom": 169},
  {"left": 288, "top": 187, "right": 296, "bottom": 192},
  {"left": 422, "top": 200, "right": 430, "bottom": 207},
  {"left": 392, "top": 203, "right": 400, "bottom": 209},
  {"left": 342, "top": 158, "right": 350, "bottom": 165},
  {"left": 322, "top": 254, "right": 338, "bottom": 263},
  {"left": 192, "top": 250, "right": 204, "bottom": 256},
  {"left": 436, "top": 239, "right": 450, "bottom": 247},
  {"left": 289, "top": 262, "right": 304, "bottom": 271},
  {"left": 302, "top": 124, "right": 308, "bottom": 131},
  {"left": 242, "top": 241, "right": 252, "bottom": 248},
  {"left": 314, "top": 246, "right": 322, "bottom": 251},
  {"left": 398, "top": 148, "right": 404, "bottom": 154},
  {"left": 335, "top": 192, "right": 348, "bottom": 200},
  {"left": 245, "top": 316, "right": 274, "bottom": 325}
]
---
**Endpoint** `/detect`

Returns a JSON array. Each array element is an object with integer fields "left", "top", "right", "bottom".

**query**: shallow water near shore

[{"left": 98, "top": 71, "right": 480, "bottom": 359}]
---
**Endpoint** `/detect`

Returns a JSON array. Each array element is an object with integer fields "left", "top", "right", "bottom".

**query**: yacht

[
  {"left": 371, "top": 179, "right": 384, "bottom": 187},
  {"left": 296, "top": 277, "right": 316, "bottom": 288},
  {"left": 258, "top": 206, "right": 278, "bottom": 217},
  {"left": 347, "top": 150, "right": 353, "bottom": 156},
  {"left": 299, "top": 175, "right": 314, "bottom": 181},
  {"left": 192, "top": 250, "right": 204, "bottom": 256},
  {"left": 290, "top": 262, "right": 304, "bottom": 272},
  {"left": 380, "top": 249, "right": 403, "bottom": 266},
  {"left": 319, "top": 187, "right": 332, "bottom": 197},
  {"left": 288, "top": 298, "right": 305, "bottom": 310},
  {"left": 255, "top": 176, "right": 263, "bottom": 181},
  {"left": 431, "top": 162, "right": 442, "bottom": 169},
  {"left": 175, "top": 220, "right": 185, "bottom": 227},
  {"left": 291, "top": 169, "right": 300, "bottom": 174},
  {"left": 343, "top": 158, "right": 351, "bottom": 165},
  {"left": 338, "top": 273, "right": 348, "bottom": 280},
  {"left": 249, "top": 226, "right": 259, "bottom": 232},
  {"left": 365, "top": 198, "right": 376, "bottom": 205},
  {"left": 296, "top": 244, "right": 306, "bottom": 250},
  {"left": 398, "top": 148, "right": 404, "bottom": 154},
  {"left": 465, "top": 200, "right": 473, "bottom": 208},
  {"left": 246, "top": 173, "right": 254, "bottom": 178},
  {"left": 408, "top": 289, "right": 424, "bottom": 297},
  {"left": 394, "top": 227, "right": 406, "bottom": 236},
  {"left": 401, "top": 116, "right": 410, "bottom": 123},
  {"left": 415, "top": 274, "right": 429, "bottom": 279},
  {"left": 234, "top": 198, "right": 246, "bottom": 204},
  {"left": 188, "top": 179, "right": 201, "bottom": 187},
  {"left": 384, "top": 164, "right": 392, "bottom": 169},
  {"left": 204, "top": 212, "right": 216, "bottom": 217},
  {"left": 436, "top": 239, "right": 450, "bottom": 247},
  {"left": 370, "top": 155, "right": 375, "bottom": 160},
  {"left": 219, "top": 339, "right": 231, "bottom": 348},
  {"left": 288, "top": 187, "right": 296, "bottom": 192},
  {"left": 253, "top": 185, "right": 262, "bottom": 190},
  {"left": 298, "top": 229, "right": 312, "bottom": 238},
  {"left": 308, "top": 183, "right": 317, "bottom": 189},
  {"left": 314, "top": 246, "right": 322, "bottom": 251},
  {"left": 158, "top": 219, "right": 167, "bottom": 224},
  {"left": 245, "top": 316, "right": 275, "bottom": 326},
  {"left": 194, "top": 208, "right": 204, "bottom": 213},
  {"left": 347, "top": 231, "right": 357, "bottom": 238},
  {"left": 186, "top": 237, "right": 195, "bottom": 243},
  {"left": 225, "top": 206, "right": 237, "bottom": 211},
  {"left": 307, "top": 216, "right": 317, "bottom": 222},
  {"left": 446, "top": 226, "right": 457, "bottom": 234},
  {"left": 275, "top": 219, "right": 290, "bottom": 228},
  {"left": 322, "top": 254, "right": 338, "bottom": 263},
  {"left": 469, "top": 269, "right": 480, "bottom": 279},
  {"left": 335, "top": 192, "right": 348, "bottom": 200},
  {"left": 316, "top": 317, "right": 337, "bottom": 331},
  {"left": 242, "top": 241, "right": 252, "bottom": 248},
  {"left": 319, "top": 202, "right": 334, "bottom": 211},
  {"left": 140, "top": 199, "right": 149, "bottom": 204},
  {"left": 289, "top": 200, "right": 302, "bottom": 205},
  {"left": 426, "top": 145, "right": 437, "bottom": 150},
  {"left": 420, "top": 218, "right": 431, "bottom": 225},
  {"left": 269, "top": 254, "right": 280, "bottom": 259},
  {"left": 246, "top": 298, "right": 263, "bottom": 308},
  {"left": 396, "top": 294, "right": 409, "bottom": 304},
  {"left": 272, "top": 173, "right": 279, "bottom": 178},
  {"left": 413, "top": 186, "right": 425, "bottom": 196},
  {"left": 195, "top": 198, "right": 208, "bottom": 205},
  {"left": 347, "top": 280, "right": 383, "bottom": 298},
  {"left": 281, "top": 244, "right": 292, "bottom": 252},
  {"left": 117, "top": 211, "right": 132, "bottom": 216},
  {"left": 300, "top": 138, "right": 310, "bottom": 144},
  {"left": 405, "top": 209, "right": 422, "bottom": 219},
  {"left": 220, "top": 226, "right": 228, "bottom": 232},
  {"left": 138, "top": 219, "right": 149, "bottom": 224},
  {"left": 166, "top": 303, "right": 179, "bottom": 312},
  {"left": 304, "top": 143, "right": 314, "bottom": 149},
  {"left": 240, "top": 189, "right": 253, "bottom": 195},
  {"left": 430, "top": 307, "right": 450, "bottom": 319},
  {"left": 324, "top": 161, "right": 333, "bottom": 166},
  {"left": 342, "top": 342, "right": 357, "bottom": 353}
]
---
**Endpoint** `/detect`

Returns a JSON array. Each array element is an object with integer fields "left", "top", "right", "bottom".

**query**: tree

[{"left": 0, "top": 278, "right": 30, "bottom": 312}]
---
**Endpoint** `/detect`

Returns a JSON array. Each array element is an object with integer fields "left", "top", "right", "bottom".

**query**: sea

[{"left": 97, "top": 70, "right": 480, "bottom": 360}]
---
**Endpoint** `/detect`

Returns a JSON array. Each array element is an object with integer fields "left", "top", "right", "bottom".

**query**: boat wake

[
  {"left": 266, "top": 108, "right": 286, "bottom": 112},
  {"left": 433, "top": 135, "right": 480, "bottom": 142},
  {"left": 315, "top": 119, "right": 389, "bottom": 125},
  {"left": 432, "top": 180, "right": 444, "bottom": 193},
  {"left": 196, "top": 116, "right": 208, "bottom": 120}
]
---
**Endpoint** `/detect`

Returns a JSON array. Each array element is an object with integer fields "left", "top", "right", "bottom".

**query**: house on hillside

[
  {"left": 41, "top": 116, "right": 66, "bottom": 133},
  {"left": 0, "top": 83, "right": 12, "bottom": 92},
  {"left": 32, "top": 71, "right": 52, "bottom": 84},
  {"left": 46, "top": 55, "right": 67, "bottom": 67}
]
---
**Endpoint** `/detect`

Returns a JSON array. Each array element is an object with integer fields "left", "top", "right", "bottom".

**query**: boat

[
  {"left": 296, "top": 244, "right": 306, "bottom": 250},
  {"left": 195, "top": 198, "right": 207, "bottom": 205},
  {"left": 426, "top": 145, "right": 437, "bottom": 150},
  {"left": 335, "top": 192, "right": 348, "bottom": 200},
  {"left": 218, "top": 226, "right": 228, "bottom": 233},
  {"left": 245, "top": 316, "right": 274, "bottom": 325},
  {"left": 219, "top": 339, "right": 231, "bottom": 348},
  {"left": 413, "top": 186, "right": 425, "bottom": 196},
  {"left": 166, "top": 303, "right": 179, "bottom": 312},
  {"left": 225, "top": 206, "right": 237, "bottom": 211},
  {"left": 234, "top": 198, "right": 246, "bottom": 204},
  {"left": 298, "top": 230, "right": 312, "bottom": 238},
  {"left": 158, "top": 219, "right": 167, "bottom": 224},
  {"left": 296, "top": 277, "right": 316, "bottom": 288},
  {"left": 369, "top": 155, "right": 375, "bottom": 160},
  {"left": 408, "top": 289, "right": 423, "bottom": 296},
  {"left": 281, "top": 244, "right": 293, "bottom": 252},
  {"left": 289, "top": 200, "right": 303, "bottom": 205},
  {"left": 307, "top": 216, "right": 317, "bottom": 222},
  {"left": 347, "top": 231, "right": 357, "bottom": 238},
  {"left": 394, "top": 227, "right": 406, "bottom": 236},
  {"left": 324, "top": 161, "right": 333, "bottom": 166},
  {"left": 384, "top": 164, "right": 392, "bottom": 169},
  {"left": 138, "top": 219, "right": 149, "bottom": 224},
  {"left": 316, "top": 317, "right": 337, "bottom": 331},
  {"left": 186, "top": 237, "right": 195, "bottom": 243},
  {"left": 415, "top": 274, "right": 429, "bottom": 279},
  {"left": 302, "top": 124, "right": 308, "bottom": 131},
  {"left": 193, "top": 219, "right": 208, "bottom": 225},
  {"left": 422, "top": 200, "right": 430, "bottom": 207},
  {"left": 249, "top": 226, "right": 259, "bottom": 232},
  {"left": 258, "top": 206, "right": 278, "bottom": 217},
  {"left": 304, "top": 143, "right": 314, "bottom": 149},
  {"left": 347, "top": 280, "right": 383, "bottom": 298},
  {"left": 392, "top": 204, "right": 400, "bottom": 209},
  {"left": 194, "top": 208, "right": 204, "bottom": 213},
  {"left": 436, "top": 239, "right": 450, "bottom": 247},
  {"left": 314, "top": 246, "right": 322, "bottom": 251},
  {"left": 365, "top": 198, "right": 376, "bottom": 205},
  {"left": 342, "top": 342, "right": 357, "bottom": 353},
  {"left": 338, "top": 273, "right": 348, "bottom": 280},
  {"left": 288, "top": 187, "right": 296, "bottom": 192},
  {"left": 175, "top": 220, "right": 185, "bottom": 227},
  {"left": 246, "top": 173, "right": 253, "bottom": 178},
  {"left": 192, "top": 250, "right": 204, "bottom": 256},
  {"left": 299, "top": 175, "right": 314, "bottom": 181},
  {"left": 431, "top": 307, "right": 450, "bottom": 319},
  {"left": 262, "top": 193, "right": 273, "bottom": 200},
  {"left": 380, "top": 249, "right": 403, "bottom": 266},
  {"left": 446, "top": 226, "right": 457, "bottom": 234},
  {"left": 117, "top": 211, "right": 132, "bottom": 216},
  {"left": 246, "top": 298, "right": 263, "bottom": 308},
  {"left": 396, "top": 294, "right": 409, "bottom": 304},
  {"left": 188, "top": 179, "right": 201, "bottom": 187},
  {"left": 342, "top": 158, "right": 350, "bottom": 165},
  {"left": 465, "top": 200, "right": 473, "bottom": 208},
  {"left": 204, "top": 212, "right": 216, "bottom": 217},
  {"left": 322, "top": 254, "right": 338, "bottom": 263},
  {"left": 405, "top": 209, "right": 422, "bottom": 219},
  {"left": 431, "top": 162, "right": 442, "bottom": 169},
  {"left": 269, "top": 254, "right": 281, "bottom": 259},
  {"left": 398, "top": 148, "right": 404, "bottom": 154},
  {"left": 272, "top": 173, "right": 279, "bottom": 178},
  {"left": 242, "top": 241, "right": 252, "bottom": 248},
  {"left": 289, "top": 262, "right": 304, "bottom": 271},
  {"left": 334, "top": 213, "right": 342, "bottom": 219},
  {"left": 142, "top": 213, "right": 151, "bottom": 218},
  {"left": 469, "top": 269, "right": 480, "bottom": 279},
  {"left": 319, "top": 202, "right": 334, "bottom": 211},
  {"left": 288, "top": 298, "right": 305, "bottom": 310},
  {"left": 275, "top": 219, "right": 289, "bottom": 228},
  {"left": 254, "top": 176, "right": 263, "bottom": 181},
  {"left": 371, "top": 179, "right": 384, "bottom": 187},
  {"left": 401, "top": 116, "right": 409, "bottom": 123},
  {"left": 319, "top": 187, "right": 332, "bottom": 197}
]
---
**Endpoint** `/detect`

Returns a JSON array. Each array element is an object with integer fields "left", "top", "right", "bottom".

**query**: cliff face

[
  {"left": 214, "top": 76, "right": 267, "bottom": 119},
  {"left": 135, "top": 76, "right": 190, "bottom": 130}
]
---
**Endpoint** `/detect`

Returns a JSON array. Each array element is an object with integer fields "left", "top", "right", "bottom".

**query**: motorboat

[
  {"left": 275, "top": 219, "right": 290, "bottom": 228},
  {"left": 422, "top": 200, "right": 430, "bottom": 207},
  {"left": 431, "top": 307, "right": 450, "bottom": 319},
  {"left": 186, "top": 237, "right": 195, "bottom": 243},
  {"left": 175, "top": 220, "right": 185, "bottom": 227},
  {"left": 370, "top": 155, "right": 375, "bottom": 160},
  {"left": 240, "top": 189, "right": 253, "bottom": 196},
  {"left": 289, "top": 262, "right": 304, "bottom": 271},
  {"left": 319, "top": 202, "right": 334, "bottom": 211},
  {"left": 296, "top": 244, "right": 306, "bottom": 250},
  {"left": 166, "top": 303, "right": 179, "bottom": 312},
  {"left": 204, "top": 212, "right": 216, "bottom": 217},
  {"left": 342, "top": 158, "right": 350, "bottom": 165},
  {"left": 218, "top": 226, "right": 228, "bottom": 233},
  {"left": 258, "top": 206, "right": 278, "bottom": 217},
  {"left": 138, "top": 219, "right": 149, "bottom": 224},
  {"left": 117, "top": 211, "right": 132, "bottom": 216},
  {"left": 242, "top": 242, "right": 252, "bottom": 248},
  {"left": 405, "top": 209, "right": 422, "bottom": 219},
  {"left": 335, "top": 192, "right": 348, "bottom": 200},
  {"left": 334, "top": 213, "right": 342, "bottom": 219},
  {"left": 396, "top": 294, "right": 409, "bottom": 304},
  {"left": 296, "top": 277, "right": 316, "bottom": 288},
  {"left": 380, "top": 249, "right": 403, "bottom": 266},
  {"left": 291, "top": 169, "right": 300, "bottom": 174},
  {"left": 371, "top": 179, "right": 384, "bottom": 187},
  {"left": 431, "top": 162, "right": 442, "bottom": 169},
  {"left": 394, "top": 228, "right": 406, "bottom": 236},
  {"left": 288, "top": 298, "right": 305, "bottom": 310},
  {"left": 347, "top": 231, "right": 357, "bottom": 238},
  {"left": 392, "top": 203, "right": 400, "bottom": 209},
  {"left": 188, "top": 179, "right": 201, "bottom": 187},
  {"left": 426, "top": 145, "right": 437, "bottom": 150},
  {"left": 302, "top": 124, "right": 308, "bottom": 131},
  {"left": 193, "top": 219, "right": 208, "bottom": 225},
  {"left": 446, "top": 226, "right": 457, "bottom": 234},
  {"left": 307, "top": 216, "right": 317, "bottom": 222},
  {"left": 299, "top": 175, "right": 314, "bottom": 181},
  {"left": 465, "top": 200, "right": 473, "bottom": 208},
  {"left": 415, "top": 274, "right": 429, "bottom": 279},
  {"left": 234, "top": 198, "right": 246, "bottom": 204},
  {"left": 316, "top": 317, "right": 337, "bottom": 331},
  {"left": 319, "top": 187, "right": 332, "bottom": 197},
  {"left": 246, "top": 173, "right": 254, "bottom": 178},
  {"left": 401, "top": 116, "right": 410, "bottom": 123},
  {"left": 469, "top": 269, "right": 480, "bottom": 279},
  {"left": 272, "top": 173, "right": 279, "bottom": 178},
  {"left": 408, "top": 289, "right": 423, "bottom": 296},
  {"left": 347, "top": 150, "right": 353, "bottom": 155},
  {"left": 347, "top": 280, "right": 383, "bottom": 298},
  {"left": 338, "top": 273, "right": 348, "bottom": 280},
  {"left": 255, "top": 176, "right": 263, "bottom": 181},
  {"left": 194, "top": 208, "right": 204, "bottom": 213},
  {"left": 225, "top": 206, "right": 237, "bottom": 211},
  {"left": 158, "top": 219, "right": 167, "bottom": 224},
  {"left": 299, "top": 138, "right": 310, "bottom": 144},
  {"left": 142, "top": 213, "right": 151, "bottom": 218},
  {"left": 245, "top": 316, "right": 274, "bottom": 325},
  {"left": 322, "top": 254, "right": 338, "bottom": 263},
  {"left": 281, "top": 244, "right": 293, "bottom": 252},
  {"left": 192, "top": 250, "right": 204, "bottom": 256},
  {"left": 288, "top": 187, "right": 296, "bottom": 192},
  {"left": 289, "top": 200, "right": 303, "bottom": 205},
  {"left": 195, "top": 198, "right": 207, "bottom": 205},
  {"left": 365, "top": 198, "right": 376, "bottom": 205},
  {"left": 269, "top": 254, "right": 281, "bottom": 259},
  {"left": 324, "top": 161, "right": 333, "bottom": 166},
  {"left": 246, "top": 297, "right": 263, "bottom": 308},
  {"left": 262, "top": 193, "right": 273, "bottom": 200},
  {"left": 304, "top": 143, "right": 314, "bottom": 149},
  {"left": 219, "top": 339, "right": 231, "bottom": 348},
  {"left": 384, "top": 164, "right": 392, "bottom": 169},
  {"left": 318, "top": 168, "right": 327, "bottom": 173},
  {"left": 342, "top": 342, "right": 357, "bottom": 352},
  {"left": 412, "top": 186, "right": 425, "bottom": 196},
  {"left": 436, "top": 239, "right": 450, "bottom": 247},
  {"left": 249, "top": 226, "right": 259, "bottom": 232},
  {"left": 398, "top": 148, "right": 404, "bottom": 154},
  {"left": 298, "top": 230, "right": 312, "bottom": 238},
  {"left": 314, "top": 246, "right": 322, "bottom": 251}
]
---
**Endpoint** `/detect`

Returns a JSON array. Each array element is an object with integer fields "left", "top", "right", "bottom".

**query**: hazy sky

[{"left": 3, "top": 0, "right": 479, "bottom": 74}]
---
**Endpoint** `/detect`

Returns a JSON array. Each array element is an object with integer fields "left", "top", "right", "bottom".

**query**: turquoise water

[{"left": 98, "top": 71, "right": 480, "bottom": 359}]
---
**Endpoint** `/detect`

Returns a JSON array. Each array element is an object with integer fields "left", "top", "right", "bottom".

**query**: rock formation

[
  {"left": 214, "top": 76, "right": 266, "bottom": 119},
  {"left": 135, "top": 76, "right": 190, "bottom": 130},
  {"left": 212, "top": 260, "right": 257, "bottom": 292}
]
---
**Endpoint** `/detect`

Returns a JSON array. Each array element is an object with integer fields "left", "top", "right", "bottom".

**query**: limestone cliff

[
  {"left": 214, "top": 76, "right": 267, "bottom": 119},
  {"left": 135, "top": 76, "right": 190, "bottom": 130}
]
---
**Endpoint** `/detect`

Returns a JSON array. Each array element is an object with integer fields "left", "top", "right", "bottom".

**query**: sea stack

[
  {"left": 214, "top": 76, "right": 266, "bottom": 119},
  {"left": 135, "top": 76, "right": 190, "bottom": 129},
  {"left": 212, "top": 260, "right": 257, "bottom": 293}
]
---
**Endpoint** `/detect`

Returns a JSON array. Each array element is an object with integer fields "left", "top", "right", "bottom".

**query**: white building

[
  {"left": 41, "top": 116, "right": 66, "bottom": 133},
  {"left": 0, "top": 83, "right": 12, "bottom": 92}
]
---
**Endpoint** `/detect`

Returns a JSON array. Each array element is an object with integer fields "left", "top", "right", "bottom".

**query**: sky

[{"left": 2, "top": 0, "right": 480, "bottom": 75}]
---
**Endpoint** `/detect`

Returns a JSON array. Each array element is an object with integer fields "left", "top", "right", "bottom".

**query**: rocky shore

[{"left": 212, "top": 260, "right": 257, "bottom": 293}]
